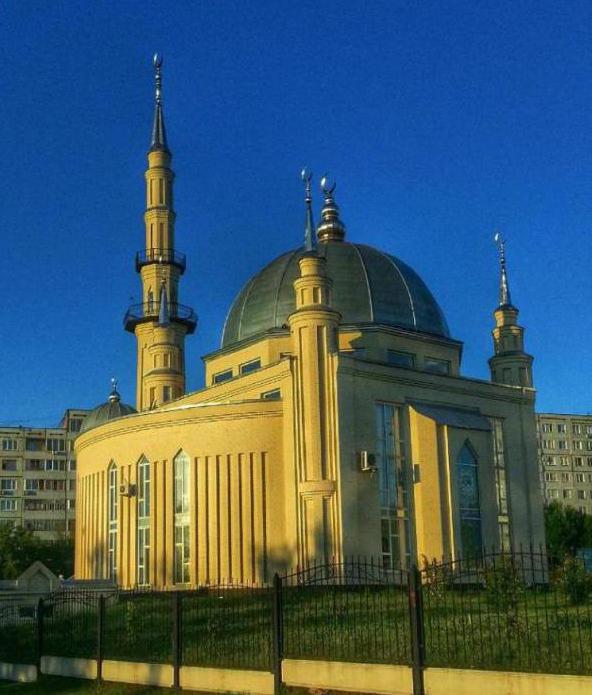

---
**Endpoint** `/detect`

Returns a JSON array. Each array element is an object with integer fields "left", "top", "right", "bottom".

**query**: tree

[
  {"left": 0, "top": 523, "right": 74, "bottom": 579},
  {"left": 544, "top": 501, "right": 592, "bottom": 562}
]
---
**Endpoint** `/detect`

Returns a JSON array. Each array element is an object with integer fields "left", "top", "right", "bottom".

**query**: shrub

[{"left": 562, "top": 556, "right": 591, "bottom": 605}]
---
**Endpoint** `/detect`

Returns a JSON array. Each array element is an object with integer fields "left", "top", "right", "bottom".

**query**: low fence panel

[
  {"left": 421, "top": 549, "right": 592, "bottom": 675},
  {"left": 0, "top": 601, "right": 37, "bottom": 664},
  {"left": 103, "top": 590, "right": 173, "bottom": 663},
  {"left": 281, "top": 558, "right": 412, "bottom": 665},
  {"left": 43, "top": 591, "right": 99, "bottom": 659},
  {"left": 181, "top": 585, "right": 273, "bottom": 671}
]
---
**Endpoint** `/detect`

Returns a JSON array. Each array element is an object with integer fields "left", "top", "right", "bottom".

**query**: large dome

[{"left": 222, "top": 240, "right": 450, "bottom": 347}]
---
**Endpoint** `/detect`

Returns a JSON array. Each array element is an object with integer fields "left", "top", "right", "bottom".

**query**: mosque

[{"left": 74, "top": 57, "right": 544, "bottom": 587}]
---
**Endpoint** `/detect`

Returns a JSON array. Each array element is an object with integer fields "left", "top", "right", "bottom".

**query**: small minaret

[
  {"left": 124, "top": 55, "right": 197, "bottom": 411},
  {"left": 289, "top": 174, "right": 342, "bottom": 566},
  {"left": 488, "top": 233, "right": 533, "bottom": 387}
]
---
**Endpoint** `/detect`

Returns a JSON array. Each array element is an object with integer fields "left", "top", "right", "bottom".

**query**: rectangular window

[
  {"left": 1, "top": 460, "right": 17, "bottom": 471},
  {"left": 578, "top": 490, "right": 586, "bottom": 500},
  {"left": 376, "top": 404, "right": 410, "bottom": 569},
  {"left": 559, "top": 456, "right": 569, "bottom": 466},
  {"left": 240, "top": 359, "right": 261, "bottom": 375},
  {"left": 490, "top": 418, "right": 511, "bottom": 551},
  {"left": 542, "top": 423, "right": 553, "bottom": 433},
  {"left": 0, "top": 479, "right": 17, "bottom": 491},
  {"left": 387, "top": 350, "right": 415, "bottom": 369},
  {"left": 573, "top": 424, "right": 583, "bottom": 435},
  {"left": 25, "top": 479, "right": 38, "bottom": 491},
  {"left": 424, "top": 357, "right": 450, "bottom": 375},
  {"left": 587, "top": 426, "right": 592, "bottom": 435},
  {"left": 547, "top": 489, "right": 560, "bottom": 499},
  {"left": 25, "top": 438, "right": 43, "bottom": 452},
  {"left": 574, "top": 441, "right": 584, "bottom": 450},
  {"left": 137, "top": 457, "right": 151, "bottom": 587},
  {"left": 69, "top": 419, "right": 82, "bottom": 433},
  {"left": 1, "top": 439, "right": 17, "bottom": 451},
  {"left": 561, "top": 472, "right": 571, "bottom": 482},
  {"left": 563, "top": 490, "right": 573, "bottom": 499},
  {"left": 557, "top": 424, "right": 567, "bottom": 434},
  {"left": 174, "top": 452, "right": 190, "bottom": 584},
  {"left": 576, "top": 473, "right": 585, "bottom": 483},
  {"left": 261, "top": 389, "right": 281, "bottom": 400},
  {"left": 575, "top": 457, "right": 584, "bottom": 467},
  {"left": 0, "top": 499, "right": 17, "bottom": 512},
  {"left": 558, "top": 440, "right": 568, "bottom": 450},
  {"left": 163, "top": 386, "right": 172, "bottom": 403},
  {"left": 545, "top": 472, "right": 558, "bottom": 482},
  {"left": 213, "top": 369, "right": 233, "bottom": 384},
  {"left": 46, "top": 438, "right": 66, "bottom": 453},
  {"left": 546, "top": 456, "right": 557, "bottom": 466}
]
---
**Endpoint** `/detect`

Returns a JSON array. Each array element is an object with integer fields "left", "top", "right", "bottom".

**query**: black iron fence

[{"left": 1, "top": 550, "right": 592, "bottom": 694}]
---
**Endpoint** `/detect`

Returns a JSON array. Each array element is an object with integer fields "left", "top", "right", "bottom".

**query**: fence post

[
  {"left": 272, "top": 573, "right": 283, "bottom": 695},
  {"left": 407, "top": 565, "right": 425, "bottom": 695},
  {"left": 96, "top": 595, "right": 105, "bottom": 682},
  {"left": 36, "top": 598, "right": 44, "bottom": 676},
  {"left": 172, "top": 591, "right": 181, "bottom": 689}
]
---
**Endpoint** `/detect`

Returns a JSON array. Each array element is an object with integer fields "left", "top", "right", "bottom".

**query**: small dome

[
  {"left": 222, "top": 241, "right": 450, "bottom": 347},
  {"left": 80, "top": 387, "right": 137, "bottom": 434}
]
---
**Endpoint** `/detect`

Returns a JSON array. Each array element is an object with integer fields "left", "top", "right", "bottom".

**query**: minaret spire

[
  {"left": 301, "top": 168, "right": 316, "bottom": 252},
  {"left": 495, "top": 232, "right": 512, "bottom": 308},
  {"left": 124, "top": 55, "right": 196, "bottom": 411},
  {"left": 150, "top": 53, "right": 168, "bottom": 152},
  {"left": 488, "top": 231, "right": 533, "bottom": 387}
]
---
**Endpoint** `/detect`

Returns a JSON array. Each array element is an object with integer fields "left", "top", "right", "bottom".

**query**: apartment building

[
  {"left": 0, "top": 409, "right": 88, "bottom": 539},
  {"left": 536, "top": 413, "right": 592, "bottom": 514}
]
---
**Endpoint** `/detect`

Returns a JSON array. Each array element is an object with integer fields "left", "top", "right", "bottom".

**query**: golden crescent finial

[{"left": 320, "top": 174, "right": 336, "bottom": 196}]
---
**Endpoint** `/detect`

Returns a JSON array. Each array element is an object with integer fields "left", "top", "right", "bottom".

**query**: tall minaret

[
  {"left": 124, "top": 55, "right": 197, "bottom": 411},
  {"left": 488, "top": 233, "right": 533, "bottom": 387},
  {"left": 289, "top": 174, "right": 342, "bottom": 566}
]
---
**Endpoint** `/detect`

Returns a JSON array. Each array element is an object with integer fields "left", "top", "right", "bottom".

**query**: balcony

[
  {"left": 135, "top": 248, "right": 186, "bottom": 274},
  {"left": 123, "top": 302, "right": 197, "bottom": 334}
]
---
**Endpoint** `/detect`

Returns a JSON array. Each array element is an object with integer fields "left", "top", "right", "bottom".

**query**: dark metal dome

[
  {"left": 80, "top": 389, "right": 137, "bottom": 433},
  {"left": 222, "top": 241, "right": 450, "bottom": 347}
]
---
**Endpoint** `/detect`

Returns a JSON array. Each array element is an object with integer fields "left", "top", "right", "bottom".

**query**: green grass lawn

[{"left": 0, "top": 676, "right": 211, "bottom": 695}]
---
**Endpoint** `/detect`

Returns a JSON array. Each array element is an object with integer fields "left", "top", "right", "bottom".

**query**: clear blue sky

[{"left": 1, "top": 1, "right": 591, "bottom": 425}]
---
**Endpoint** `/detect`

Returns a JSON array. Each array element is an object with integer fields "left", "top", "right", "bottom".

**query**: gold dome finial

[{"left": 317, "top": 174, "right": 345, "bottom": 242}]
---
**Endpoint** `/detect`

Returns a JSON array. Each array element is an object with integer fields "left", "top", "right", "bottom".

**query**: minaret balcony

[
  {"left": 136, "top": 248, "right": 186, "bottom": 274},
  {"left": 124, "top": 302, "right": 197, "bottom": 334}
]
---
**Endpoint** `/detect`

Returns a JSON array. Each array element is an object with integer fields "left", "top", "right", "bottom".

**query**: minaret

[
  {"left": 289, "top": 174, "right": 342, "bottom": 566},
  {"left": 488, "top": 233, "right": 533, "bottom": 387},
  {"left": 124, "top": 55, "right": 197, "bottom": 411}
]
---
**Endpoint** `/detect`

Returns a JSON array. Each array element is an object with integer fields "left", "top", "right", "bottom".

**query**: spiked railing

[
  {"left": 123, "top": 302, "right": 197, "bottom": 334},
  {"left": 135, "top": 248, "right": 186, "bottom": 274}
]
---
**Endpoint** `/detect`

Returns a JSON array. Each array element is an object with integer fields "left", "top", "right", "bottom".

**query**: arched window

[
  {"left": 147, "top": 289, "right": 154, "bottom": 314},
  {"left": 173, "top": 451, "right": 190, "bottom": 584},
  {"left": 457, "top": 442, "right": 483, "bottom": 557},
  {"left": 137, "top": 456, "right": 150, "bottom": 586},
  {"left": 107, "top": 462, "right": 118, "bottom": 582}
]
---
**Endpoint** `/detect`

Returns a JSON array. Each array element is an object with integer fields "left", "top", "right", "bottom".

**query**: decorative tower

[
  {"left": 289, "top": 174, "right": 342, "bottom": 566},
  {"left": 488, "top": 233, "right": 533, "bottom": 387},
  {"left": 124, "top": 55, "right": 197, "bottom": 411}
]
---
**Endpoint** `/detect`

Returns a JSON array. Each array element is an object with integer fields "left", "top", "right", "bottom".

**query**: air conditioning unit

[
  {"left": 358, "top": 451, "right": 377, "bottom": 473},
  {"left": 119, "top": 483, "right": 137, "bottom": 498}
]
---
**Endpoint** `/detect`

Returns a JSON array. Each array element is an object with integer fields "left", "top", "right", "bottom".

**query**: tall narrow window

[
  {"left": 107, "top": 463, "right": 118, "bottom": 582},
  {"left": 173, "top": 451, "right": 190, "bottom": 584},
  {"left": 490, "top": 419, "right": 511, "bottom": 551},
  {"left": 457, "top": 443, "right": 482, "bottom": 557},
  {"left": 137, "top": 457, "right": 150, "bottom": 586},
  {"left": 147, "top": 289, "right": 154, "bottom": 314},
  {"left": 376, "top": 404, "right": 411, "bottom": 569}
]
